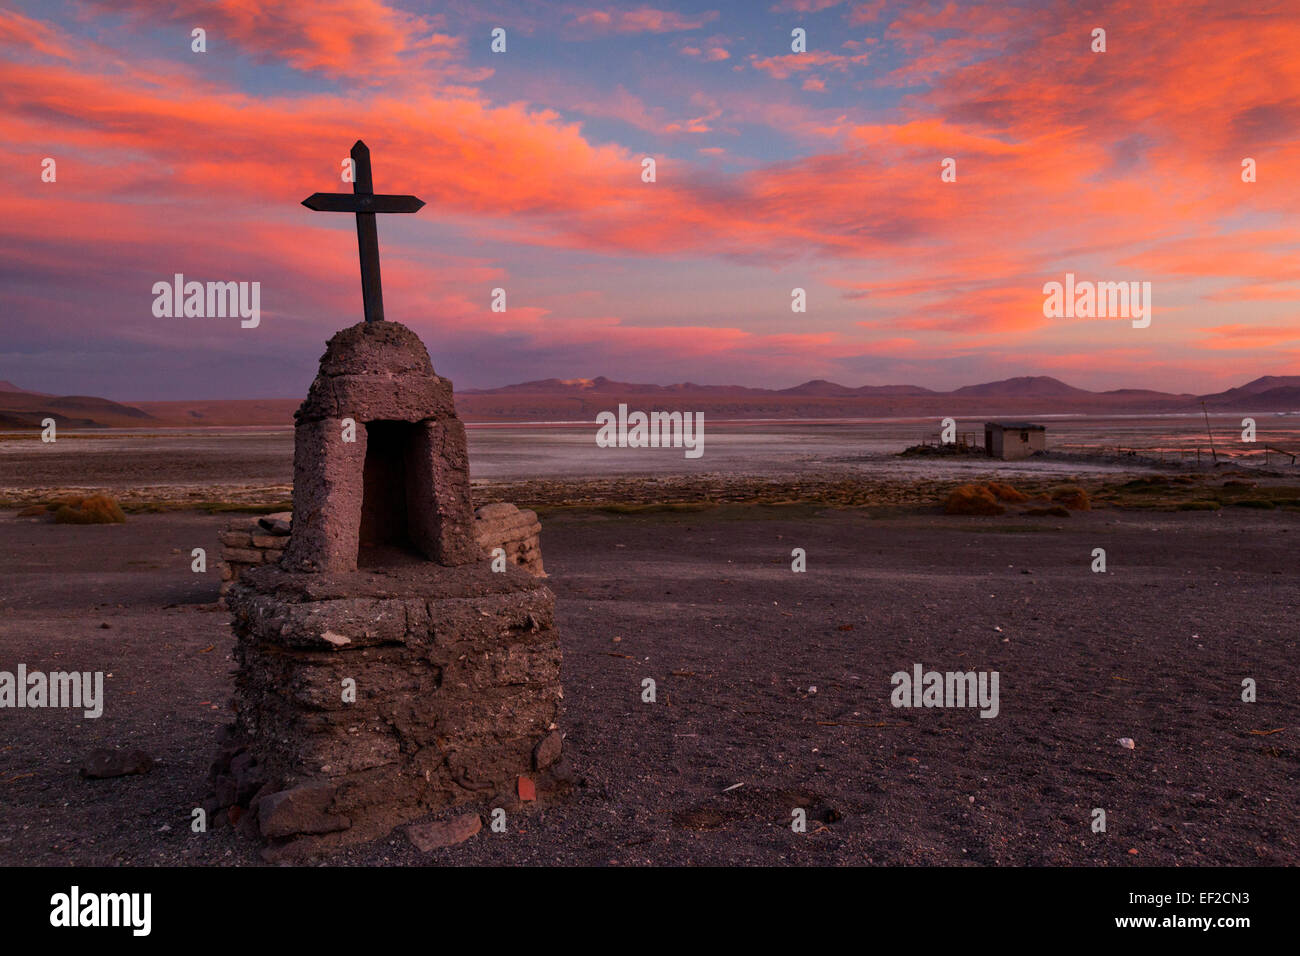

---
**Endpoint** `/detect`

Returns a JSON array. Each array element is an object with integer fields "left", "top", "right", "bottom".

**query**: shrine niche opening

[{"left": 358, "top": 420, "right": 421, "bottom": 567}]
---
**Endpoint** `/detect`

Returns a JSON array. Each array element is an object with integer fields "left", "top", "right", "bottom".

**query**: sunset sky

[{"left": 2, "top": 0, "right": 1298, "bottom": 400}]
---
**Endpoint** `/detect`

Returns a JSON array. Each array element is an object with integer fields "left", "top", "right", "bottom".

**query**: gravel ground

[{"left": 0, "top": 505, "right": 1296, "bottom": 866}]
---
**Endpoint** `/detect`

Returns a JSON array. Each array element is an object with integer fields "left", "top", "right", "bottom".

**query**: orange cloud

[
  {"left": 84, "top": 0, "right": 480, "bottom": 83},
  {"left": 0, "top": 8, "right": 74, "bottom": 60}
]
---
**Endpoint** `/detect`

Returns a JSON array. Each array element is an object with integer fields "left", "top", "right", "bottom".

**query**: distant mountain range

[
  {"left": 1, "top": 375, "right": 1298, "bottom": 428},
  {"left": 453, "top": 374, "right": 1300, "bottom": 421}
]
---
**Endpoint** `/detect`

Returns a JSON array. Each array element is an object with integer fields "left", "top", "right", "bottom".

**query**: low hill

[
  {"left": 950, "top": 376, "right": 1093, "bottom": 399},
  {"left": 0, "top": 388, "right": 156, "bottom": 428},
  {"left": 1203, "top": 385, "right": 1300, "bottom": 411},
  {"left": 1200, "top": 376, "right": 1300, "bottom": 409}
]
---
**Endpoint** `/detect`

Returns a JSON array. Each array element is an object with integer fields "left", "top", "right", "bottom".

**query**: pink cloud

[
  {"left": 570, "top": 6, "right": 719, "bottom": 33},
  {"left": 770, "top": 0, "right": 845, "bottom": 11},
  {"left": 681, "top": 41, "right": 731, "bottom": 61},
  {"left": 750, "top": 49, "right": 871, "bottom": 79},
  {"left": 847, "top": 1, "right": 888, "bottom": 24}
]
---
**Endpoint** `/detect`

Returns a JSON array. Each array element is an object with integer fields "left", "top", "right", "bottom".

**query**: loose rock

[
  {"left": 80, "top": 748, "right": 154, "bottom": 779},
  {"left": 407, "top": 812, "right": 482, "bottom": 852}
]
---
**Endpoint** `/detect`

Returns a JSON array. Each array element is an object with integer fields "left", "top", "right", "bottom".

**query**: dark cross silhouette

[{"left": 303, "top": 140, "right": 424, "bottom": 323}]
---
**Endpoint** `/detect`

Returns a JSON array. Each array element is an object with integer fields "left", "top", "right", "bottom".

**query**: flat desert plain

[{"left": 0, "top": 503, "right": 1296, "bottom": 865}]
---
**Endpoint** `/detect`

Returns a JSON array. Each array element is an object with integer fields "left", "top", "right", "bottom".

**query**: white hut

[{"left": 984, "top": 422, "right": 1046, "bottom": 460}]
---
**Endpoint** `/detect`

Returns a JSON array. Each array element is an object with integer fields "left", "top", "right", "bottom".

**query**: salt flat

[{"left": 3, "top": 415, "right": 1295, "bottom": 503}]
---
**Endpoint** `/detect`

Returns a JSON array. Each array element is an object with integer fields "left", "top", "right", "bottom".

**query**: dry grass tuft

[
  {"left": 985, "top": 481, "right": 1029, "bottom": 503},
  {"left": 944, "top": 484, "right": 1006, "bottom": 516},
  {"left": 51, "top": 495, "right": 127, "bottom": 525},
  {"left": 1050, "top": 486, "right": 1090, "bottom": 510}
]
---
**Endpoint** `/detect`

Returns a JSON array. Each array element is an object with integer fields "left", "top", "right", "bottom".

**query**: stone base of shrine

[{"left": 207, "top": 561, "right": 565, "bottom": 859}]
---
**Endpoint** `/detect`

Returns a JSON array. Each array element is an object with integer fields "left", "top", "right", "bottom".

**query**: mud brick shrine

[{"left": 207, "top": 143, "right": 564, "bottom": 857}]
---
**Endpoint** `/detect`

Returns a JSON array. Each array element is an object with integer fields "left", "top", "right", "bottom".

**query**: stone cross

[{"left": 302, "top": 140, "right": 425, "bottom": 324}]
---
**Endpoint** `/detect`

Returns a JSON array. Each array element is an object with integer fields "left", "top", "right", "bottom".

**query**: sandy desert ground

[{"left": 1, "top": 502, "right": 1296, "bottom": 866}]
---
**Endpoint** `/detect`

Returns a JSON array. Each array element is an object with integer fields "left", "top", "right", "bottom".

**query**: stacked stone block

[
  {"left": 219, "top": 503, "right": 546, "bottom": 600},
  {"left": 219, "top": 513, "right": 291, "bottom": 597},
  {"left": 474, "top": 502, "right": 545, "bottom": 576}
]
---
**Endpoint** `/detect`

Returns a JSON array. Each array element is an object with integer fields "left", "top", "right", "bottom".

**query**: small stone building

[
  {"left": 984, "top": 422, "right": 1046, "bottom": 460},
  {"left": 211, "top": 321, "right": 564, "bottom": 859}
]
